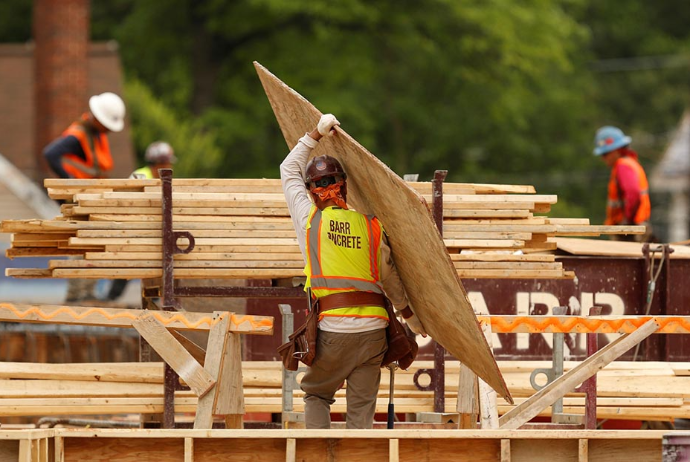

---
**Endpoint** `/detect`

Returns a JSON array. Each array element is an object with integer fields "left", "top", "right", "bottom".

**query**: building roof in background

[
  {"left": 0, "top": 42, "right": 135, "bottom": 183},
  {"left": 651, "top": 110, "right": 690, "bottom": 193}
]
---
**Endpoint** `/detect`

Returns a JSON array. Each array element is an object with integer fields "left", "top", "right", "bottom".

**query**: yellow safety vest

[
  {"left": 305, "top": 206, "right": 388, "bottom": 321},
  {"left": 132, "top": 166, "right": 154, "bottom": 179}
]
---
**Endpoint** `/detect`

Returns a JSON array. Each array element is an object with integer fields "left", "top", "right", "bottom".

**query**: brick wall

[{"left": 33, "top": 0, "right": 90, "bottom": 178}]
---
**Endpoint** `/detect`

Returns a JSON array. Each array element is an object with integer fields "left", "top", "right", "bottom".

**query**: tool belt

[
  {"left": 277, "top": 291, "right": 418, "bottom": 371},
  {"left": 318, "top": 291, "right": 386, "bottom": 314},
  {"left": 380, "top": 301, "right": 418, "bottom": 370}
]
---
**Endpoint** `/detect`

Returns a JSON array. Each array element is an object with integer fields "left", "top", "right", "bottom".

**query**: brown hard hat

[{"left": 305, "top": 155, "right": 346, "bottom": 183}]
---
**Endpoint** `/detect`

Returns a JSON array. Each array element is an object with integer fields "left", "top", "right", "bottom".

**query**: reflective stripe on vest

[
  {"left": 605, "top": 156, "right": 651, "bottom": 225},
  {"left": 305, "top": 206, "right": 388, "bottom": 321},
  {"left": 132, "top": 166, "right": 154, "bottom": 179},
  {"left": 61, "top": 116, "right": 113, "bottom": 179}
]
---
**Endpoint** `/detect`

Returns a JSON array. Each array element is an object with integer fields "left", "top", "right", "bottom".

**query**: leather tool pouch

[
  {"left": 278, "top": 303, "right": 318, "bottom": 371},
  {"left": 381, "top": 301, "right": 418, "bottom": 370}
]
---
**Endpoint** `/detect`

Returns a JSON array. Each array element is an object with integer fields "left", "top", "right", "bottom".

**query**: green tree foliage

[
  {"left": 2, "top": 1, "right": 689, "bottom": 234},
  {"left": 124, "top": 78, "right": 223, "bottom": 177}
]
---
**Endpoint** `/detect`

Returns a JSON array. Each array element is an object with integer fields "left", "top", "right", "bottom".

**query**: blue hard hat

[{"left": 593, "top": 126, "right": 631, "bottom": 156}]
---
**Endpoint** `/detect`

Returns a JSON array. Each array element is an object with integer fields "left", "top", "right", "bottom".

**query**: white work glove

[
  {"left": 400, "top": 305, "right": 427, "bottom": 337},
  {"left": 317, "top": 114, "right": 340, "bottom": 136}
]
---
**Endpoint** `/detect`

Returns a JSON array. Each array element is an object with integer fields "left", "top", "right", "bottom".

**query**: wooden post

[
  {"left": 578, "top": 439, "right": 588, "bottom": 462},
  {"left": 456, "top": 363, "right": 479, "bottom": 429},
  {"left": 501, "top": 439, "right": 511, "bottom": 462},
  {"left": 194, "top": 312, "right": 230, "bottom": 429},
  {"left": 389, "top": 439, "right": 400, "bottom": 462},
  {"left": 215, "top": 333, "right": 244, "bottom": 429},
  {"left": 286, "top": 438, "right": 297, "bottom": 462},
  {"left": 478, "top": 320, "right": 499, "bottom": 429},
  {"left": 184, "top": 437, "right": 194, "bottom": 462}
]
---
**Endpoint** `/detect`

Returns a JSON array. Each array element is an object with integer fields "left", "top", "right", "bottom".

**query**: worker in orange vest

[
  {"left": 43, "top": 92, "right": 125, "bottom": 303},
  {"left": 43, "top": 92, "right": 125, "bottom": 179},
  {"left": 593, "top": 126, "right": 654, "bottom": 242},
  {"left": 280, "top": 114, "right": 426, "bottom": 429}
]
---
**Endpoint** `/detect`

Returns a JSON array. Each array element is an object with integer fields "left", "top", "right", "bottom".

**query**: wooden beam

[
  {"left": 132, "top": 315, "right": 216, "bottom": 398},
  {"left": 0, "top": 303, "right": 273, "bottom": 334},
  {"left": 456, "top": 363, "right": 478, "bottom": 429},
  {"left": 498, "top": 319, "right": 659, "bottom": 429},
  {"left": 482, "top": 315, "right": 690, "bottom": 334},
  {"left": 194, "top": 312, "right": 231, "bottom": 429}
]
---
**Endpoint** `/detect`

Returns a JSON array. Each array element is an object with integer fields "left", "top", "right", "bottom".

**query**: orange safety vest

[
  {"left": 61, "top": 115, "right": 113, "bottom": 179},
  {"left": 605, "top": 156, "right": 651, "bottom": 225},
  {"left": 305, "top": 205, "right": 389, "bottom": 321}
]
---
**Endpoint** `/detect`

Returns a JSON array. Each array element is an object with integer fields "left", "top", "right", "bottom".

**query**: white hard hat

[
  {"left": 145, "top": 141, "right": 176, "bottom": 164},
  {"left": 89, "top": 92, "right": 125, "bottom": 132}
]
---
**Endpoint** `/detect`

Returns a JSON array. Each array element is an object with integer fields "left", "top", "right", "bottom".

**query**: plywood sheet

[
  {"left": 255, "top": 62, "right": 510, "bottom": 401},
  {"left": 555, "top": 237, "right": 690, "bottom": 259}
]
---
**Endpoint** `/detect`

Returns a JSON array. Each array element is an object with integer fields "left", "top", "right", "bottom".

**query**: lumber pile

[
  {"left": 0, "top": 360, "right": 686, "bottom": 422},
  {"left": 1, "top": 179, "right": 642, "bottom": 281}
]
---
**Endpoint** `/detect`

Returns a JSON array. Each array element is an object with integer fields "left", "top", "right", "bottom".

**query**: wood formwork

[
  {"left": 0, "top": 429, "right": 53, "bottom": 462},
  {"left": 6, "top": 428, "right": 673, "bottom": 461}
]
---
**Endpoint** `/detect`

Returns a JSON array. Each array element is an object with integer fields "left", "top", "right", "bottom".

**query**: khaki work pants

[{"left": 301, "top": 329, "right": 387, "bottom": 429}]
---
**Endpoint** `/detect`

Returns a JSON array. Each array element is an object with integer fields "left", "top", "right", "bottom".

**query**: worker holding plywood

[{"left": 279, "top": 114, "right": 426, "bottom": 429}]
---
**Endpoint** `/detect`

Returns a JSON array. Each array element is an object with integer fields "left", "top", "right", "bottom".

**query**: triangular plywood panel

[{"left": 255, "top": 62, "right": 511, "bottom": 402}]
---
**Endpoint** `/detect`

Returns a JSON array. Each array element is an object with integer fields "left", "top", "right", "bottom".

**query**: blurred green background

[{"left": 3, "top": 0, "right": 689, "bottom": 235}]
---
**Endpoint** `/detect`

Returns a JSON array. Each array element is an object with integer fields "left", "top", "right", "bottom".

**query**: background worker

[
  {"left": 42, "top": 92, "right": 125, "bottom": 303},
  {"left": 593, "top": 125, "right": 653, "bottom": 242},
  {"left": 43, "top": 92, "right": 125, "bottom": 179},
  {"left": 130, "top": 141, "right": 176, "bottom": 179},
  {"left": 102, "top": 141, "right": 178, "bottom": 302},
  {"left": 280, "top": 113, "right": 427, "bottom": 429}
]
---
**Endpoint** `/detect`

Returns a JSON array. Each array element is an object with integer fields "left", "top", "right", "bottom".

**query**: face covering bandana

[{"left": 311, "top": 180, "right": 348, "bottom": 209}]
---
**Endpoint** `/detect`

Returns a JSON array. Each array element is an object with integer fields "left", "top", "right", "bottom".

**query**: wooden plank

[
  {"left": 194, "top": 313, "right": 231, "bottom": 428},
  {"left": 482, "top": 315, "right": 690, "bottom": 334},
  {"left": 68, "top": 237, "right": 298, "bottom": 246},
  {"left": 51, "top": 268, "right": 302, "bottom": 279},
  {"left": 185, "top": 438, "right": 194, "bottom": 462},
  {"left": 214, "top": 333, "right": 244, "bottom": 417},
  {"left": 456, "top": 363, "right": 478, "bottom": 429},
  {"left": 444, "top": 209, "right": 531, "bottom": 218},
  {"left": 0, "top": 362, "right": 164, "bottom": 383},
  {"left": 72, "top": 206, "right": 291, "bottom": 216},
  {"left": 556, "top": 237, "right": 690, "bottom": 259},
  {"left": 478, "top": 321, "right": 498, "bottom": 429},
  {"left": 449, "top": 253, "right": 555, "bottom": 262},
  {"left": 170, "top": 330, "right": 206, "bottom": 366},
  {"left": 5, "top": 269, "right": 52, "bottom": 278},
  {"left": 132, "top": 315, "right": 216, "bottom": 398},
  {"left": 49, "top": 259, "right": 303, "bottom": 269},
  {"left": 256, "top": 65, "right": 512, "bottom": 400},
  {"left": 0, "top": 379, "right": 166, "bottom": 398},
  {"left": 75, "top": 229, "right": 295, "bottom": 238},
  {"left": 498, "top": 319, "right": 658, "bottom": 429},
  {"left": 84, "top": 252, "right": 302, "bottom": 261},
  {"left": 0, "top": 303, "right": 273, "bottom": 334}
]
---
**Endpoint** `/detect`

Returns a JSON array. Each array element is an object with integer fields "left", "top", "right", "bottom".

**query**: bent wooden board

[{"left": 255, "top": 62, "right": 511, "bottom": 402}]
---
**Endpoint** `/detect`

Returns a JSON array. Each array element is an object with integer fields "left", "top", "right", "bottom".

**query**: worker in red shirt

[{"left": 593, "top": 126, "right": 654, "bottom": 242}]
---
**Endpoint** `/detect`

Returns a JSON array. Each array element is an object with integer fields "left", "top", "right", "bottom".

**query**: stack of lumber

[
  {"left": 0, "top": 360, "right": 687, "bottom": 422},
  {"left": 1, "top": 178, "right": 642, "bottom": 281}
]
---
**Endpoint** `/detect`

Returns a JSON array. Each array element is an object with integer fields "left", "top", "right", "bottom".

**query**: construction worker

[
  {"left": 43, "top": 92, "right": 125, "bottom": 179},
  {"left": 280, "top": 114, "right": 427, "bottom": 429},
  {"left": 42, "top": 92, "right": 125, "bottom": 303},
  {"left": 98, "top": 142, "right": 178, "bottom": 301},
  {"left": 130, "top": 141, "right": 177, "bottom": 179},
  {"left": 593, "top": 126, "right": 653, "bottom": 242}
]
